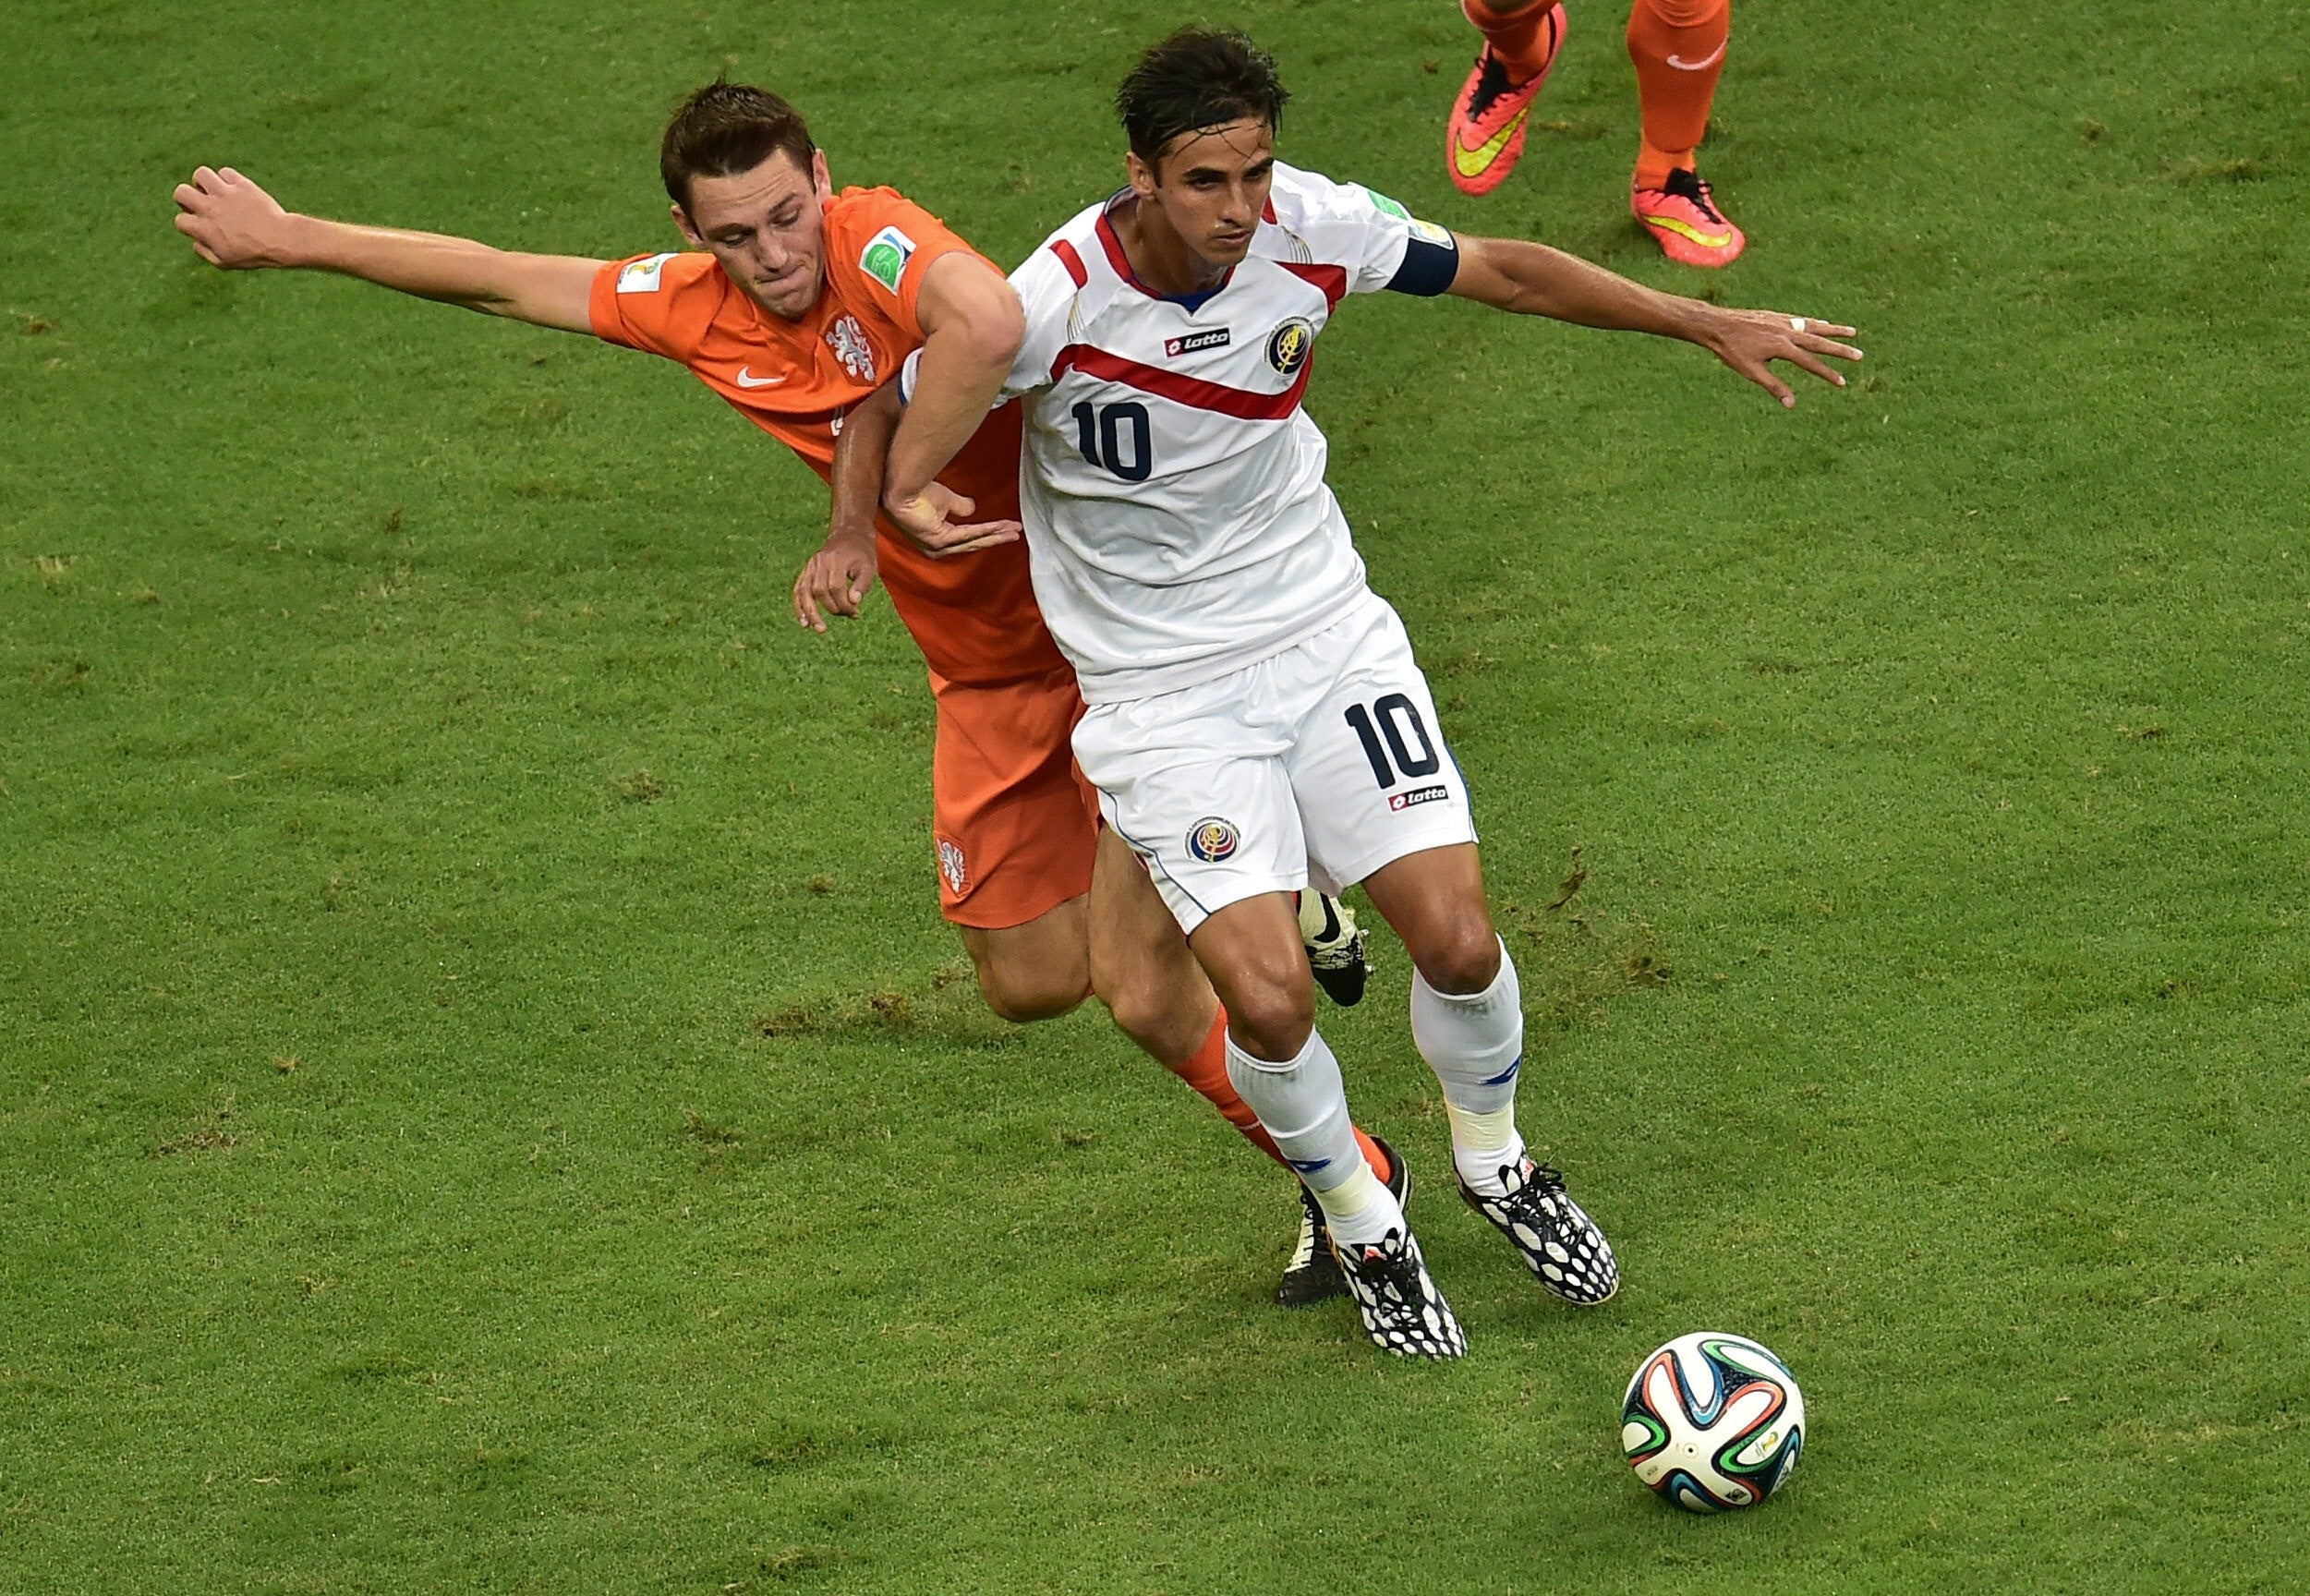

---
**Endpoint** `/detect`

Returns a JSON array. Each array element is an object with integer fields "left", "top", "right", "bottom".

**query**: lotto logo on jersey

[
  {"left": 1186, "top": 817, "right": 1240, "bottom": 863},
  {"left": 1165, "top": 329, "right": 1232, "bottom": 357},
  {"left": 1266, "top": 318, "right": 1314, "bottom": 376},
  {"left": 860, "top": 225, "right": 916, "bottom": 293},
  {"left": 616, "top": 252, "right": 678, "bottom": 294},
  {"left": 1389, "top": 784, "right": 1449, "bottom": 812}
]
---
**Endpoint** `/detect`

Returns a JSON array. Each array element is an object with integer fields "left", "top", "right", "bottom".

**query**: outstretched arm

[
  {"left": 173, "top": 166, "right": 600, "bottom": 334},
  {"left": 1445, "top": 233, "right": 1861, "bottom": 408}
]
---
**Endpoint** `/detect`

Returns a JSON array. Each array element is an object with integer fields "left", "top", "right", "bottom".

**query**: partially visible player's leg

[
  {"left": 1091, "top": 825, "right": 1351, "bottom": 1171},
  {"left": 1189, "top": 893, "right": 1459, "bottom": 1357},
  {"left": 1446, "top": 0, "right": 1569, "bottom": 197},
  {"left": 1089, "top": 822, "right": 1395, "bottom": 1309},
  {"left": 1077, "top": 653, "right": 1461, "bottom": 1356},
  {"left": 930, "top": 665, "right": 1100, "bottom": 1019},
  {"left": 957, "top": 901, "right": 1092, "bottom": 1023},
  {"left": 1359, "top": 843, "right": 1616, "bottom": 1304},
  {"left": 1360, "top": 843, "right": 1518, "bottom": 1187},
  {"left": 1626, "top": 0, "right": 1743, "bottom": 265},
  {"left": 1088, "top": 825, "right": 1216, "bottom": 1064},
  {"left": 1291, "top": 598, "right": 1620, "bottom": 1306}
]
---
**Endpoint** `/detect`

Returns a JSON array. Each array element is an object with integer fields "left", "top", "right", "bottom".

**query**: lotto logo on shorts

[
  {"left": 1186, "top": 817, "right": 1240, "bottom": 863},
  {"left": 936, "top": 837, "right": 969, "bottom": 895},
  {"left": 1388, "top": 784, "right": 1449, "bottom": 812}
]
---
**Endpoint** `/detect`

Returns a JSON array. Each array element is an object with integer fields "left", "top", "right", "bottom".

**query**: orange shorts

[{"left": 929, "top": 664, "right": 1100, "bottom": 929}]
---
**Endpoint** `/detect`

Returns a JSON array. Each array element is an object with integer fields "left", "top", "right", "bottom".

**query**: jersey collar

[{"left": 1096, "top": 191, "right": 1236, "bottom": 309}]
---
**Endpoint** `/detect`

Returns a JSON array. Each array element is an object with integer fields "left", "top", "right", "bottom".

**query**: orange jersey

[{"left": 588, "top": 187, "right": 1061, "bottom": 685}]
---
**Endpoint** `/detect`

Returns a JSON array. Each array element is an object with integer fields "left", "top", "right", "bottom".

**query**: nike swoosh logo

[
  {"left": 1640, "top": 212, "right": 1734, "bottom": 248},
  {"left": 734, "top": 368, "right": 786, "bottom": 388},
  {"left": 1666, "top": 43, "right": 1726, "bottom": 70},
  {"left": 1452, "top": 105, "right": 1530, "bottom": 178}
]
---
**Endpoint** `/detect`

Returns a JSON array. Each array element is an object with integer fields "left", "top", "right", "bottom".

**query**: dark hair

[
  {"left": 1115, "top": 29, "right": 1289, "bottom": 167},
  {"left": 660, "top": 82, "right": 816, "bottom": 211}
]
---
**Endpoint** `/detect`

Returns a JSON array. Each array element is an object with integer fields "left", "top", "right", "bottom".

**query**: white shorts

[{"left": 1072, "top": 593, "right": 1479, "bottom": 934}]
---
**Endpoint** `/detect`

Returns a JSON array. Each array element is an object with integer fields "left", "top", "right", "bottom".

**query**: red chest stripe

[
  {"left": 1276, "top": 260, "right": 1349, "bottom": 309},
  {"left": 1050, "top": 344, "right": 1313, "bottom": 421}
]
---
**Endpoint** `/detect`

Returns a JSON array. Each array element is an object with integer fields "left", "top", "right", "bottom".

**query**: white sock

[
  {"left": 1309, "top": 1160, "right": 1397, "bottom": 1250},
  {"left": 1225, "top": 1027, "right": 1403, "bottom": 1247},
  {"left": 1412, "top": 937, "right": 1529, "bottom": 1198}
]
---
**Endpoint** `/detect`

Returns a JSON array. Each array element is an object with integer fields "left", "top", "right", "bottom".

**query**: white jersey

[{"left": 990, "top": 163, "right": 1457, "bottom": 705}]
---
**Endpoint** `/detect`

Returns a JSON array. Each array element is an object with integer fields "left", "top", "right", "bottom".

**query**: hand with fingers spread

[
  {"left": 792, "top": 531, "right": 880, "bottom": 634},
  {"left": 173, "top": 166, "right": 300, "bottom": 270},
  {"left": 1689, "top": 307, "right": 1864, "bottom": 409},
  {"left": 881, "top": 482, "right": 1023, "bottom": 560}
]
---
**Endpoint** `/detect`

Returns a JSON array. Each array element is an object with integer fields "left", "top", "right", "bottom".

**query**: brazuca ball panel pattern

[{"left": 1621, "top": 1333, "right": 1806, "bottom": 1512}]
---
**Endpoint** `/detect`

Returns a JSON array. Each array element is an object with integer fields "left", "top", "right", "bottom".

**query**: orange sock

[
  {"left": 1353, "top": 1126, "right": 1395, "bottom": 1188},
  {"left": 1461, "top": 0, "right": 1562, "bottom": 83},
  {"left": 1167, "top": 1009, "right": 1394, "bottom": 1186},
  {"left": 1626, "top": 0, "right": 1730, "bottom": 188}
]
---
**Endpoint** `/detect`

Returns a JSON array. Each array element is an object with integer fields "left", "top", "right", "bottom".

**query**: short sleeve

[
  {"left": 1264, "top": 163, "right": 1457, "bottom": 297},
  {"left": 993, "top": 248, "right": 1079, "bottom": 404},
  {"left": 588, "top": 250, "right": 723, "bottom": 360},
  {"left": 824, "top": 188, "right": 994, "bottom": 347}
]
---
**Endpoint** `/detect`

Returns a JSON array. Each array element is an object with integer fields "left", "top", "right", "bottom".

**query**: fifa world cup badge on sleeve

[
  {"left": 1187, "top": 818, "right": 1240, "bottom": 864},
  {"left": 860, "top": 226, "right": 916, "bottom": 294},
  {"left": 616, "top": 252, "right": 677, "bottom": 294}
]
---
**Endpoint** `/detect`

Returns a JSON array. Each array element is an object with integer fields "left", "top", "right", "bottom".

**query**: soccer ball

[{"left": 1621, "top": 1332, "right": 1805, "bottom": 1511}]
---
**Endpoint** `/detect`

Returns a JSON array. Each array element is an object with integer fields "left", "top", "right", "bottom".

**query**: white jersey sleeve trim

[
  {"left": 998, "top": 225, "right": 1099, "bottom": 404},
  {"left": 1264, "top": 163, "right": 1427, "bottom": 296}
]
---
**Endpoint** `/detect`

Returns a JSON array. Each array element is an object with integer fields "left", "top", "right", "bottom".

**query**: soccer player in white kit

[{"left": 875, "top": 30, "right": 1861, "bottom": 1357}]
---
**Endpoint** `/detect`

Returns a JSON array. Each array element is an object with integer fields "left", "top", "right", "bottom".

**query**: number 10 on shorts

[{"left": 1344, "top": 694, "right": 1448, "bottom": 810}]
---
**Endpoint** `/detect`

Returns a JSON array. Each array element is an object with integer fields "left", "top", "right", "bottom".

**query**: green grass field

[{"left": 5, "top": 1, "right": 2307, "bottom": 1590}]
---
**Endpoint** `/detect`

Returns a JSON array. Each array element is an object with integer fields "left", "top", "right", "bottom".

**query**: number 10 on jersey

[{"left": 1070, "top": 401, "right": 1153, "bottom": 482}]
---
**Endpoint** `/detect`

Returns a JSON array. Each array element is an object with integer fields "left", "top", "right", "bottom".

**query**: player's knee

[
  {"left": 1225, "top": 979, "right": 1316, "bottom": 1063},
  {"left": 1417, "top": 924, "right": 1503, "bottom": 996}
]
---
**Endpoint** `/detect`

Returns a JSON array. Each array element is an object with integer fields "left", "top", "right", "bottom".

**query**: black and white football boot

[
  {"left": 1300, "top": 891, "right": 1370, "bottom": 1007},
  {"left": 1334, "top": 1226, "right": 1467, "bottom": 1359},
  {"left": 1276, "top": 1133, "right": 1410, "bottom": 1308},
  {"left": 1458, "top": 1157, "right": 1620, "bottom": 1306}
]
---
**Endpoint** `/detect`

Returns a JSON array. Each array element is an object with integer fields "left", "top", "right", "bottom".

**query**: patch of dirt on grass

[
  {"left": 1497, "top": 849, "right": 1672, "bottom": 1031},
  {"left": 755, "top": 960, "right": 1000, "bottom": 1043},
  {"left": 2168, "top": 155, "right": 2266, "bottom": 184},
  {"left": 681, "top": 1107, "right": 744, "bottom": 1166},
  {"left": 150, "top": 1095, "right": 237, "bottom": 1157}
]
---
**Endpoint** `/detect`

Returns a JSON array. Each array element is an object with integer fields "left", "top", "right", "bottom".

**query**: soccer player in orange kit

[
  {"left": 1447, "top": 0, "right": 1744, "bottom": 267},
  {"left": 170, "top": 82, "right": 1398, "bottom": 1307}
]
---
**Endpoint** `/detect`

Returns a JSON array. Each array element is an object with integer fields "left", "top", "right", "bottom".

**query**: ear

[
  {"left": 811, "top": 147, "right": 833, "bottom": 202},
  {"left": 671, "top": 202, "right": 707, "bottom": 249},
  {"left": 1124, "top": 150, "right": 1156, "bottom": 200}
]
